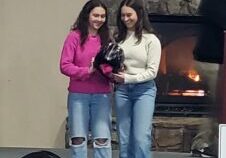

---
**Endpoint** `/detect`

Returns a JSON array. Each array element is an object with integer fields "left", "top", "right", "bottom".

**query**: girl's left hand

[
  {"left": 89, "top": 57, "right": 96, "bottom": 74},
  {"left": 112, "top": 72, "right": 125, "bottom": 83}
]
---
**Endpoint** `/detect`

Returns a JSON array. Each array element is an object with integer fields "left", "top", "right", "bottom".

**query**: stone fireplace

[{"left": 146, "top": 14, "right": 220, "bottom": 152}]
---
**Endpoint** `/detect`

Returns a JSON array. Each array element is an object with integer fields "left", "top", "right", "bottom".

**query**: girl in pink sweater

[{"left": 60, "top": 1, "right": 112, "bottom": 158}]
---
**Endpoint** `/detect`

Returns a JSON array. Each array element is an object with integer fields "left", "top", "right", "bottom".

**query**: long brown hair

[
  {"left": 71, "top": 0, "right": 110, "bottom": 46},
  {"left": 116, "top": 0, "right": 154, "bottom": 44}
]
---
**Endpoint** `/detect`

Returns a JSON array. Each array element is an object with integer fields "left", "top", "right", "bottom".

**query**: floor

[{"left": 0, "top": 147, "right": 202, "bottom": 158}]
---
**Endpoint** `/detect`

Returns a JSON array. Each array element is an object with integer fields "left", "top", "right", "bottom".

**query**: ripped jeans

[{"left": 68, "top": 92, "right": 112, "bottom": 158}]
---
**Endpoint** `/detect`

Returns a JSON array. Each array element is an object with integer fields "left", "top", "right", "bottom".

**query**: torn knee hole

[
  {"left": 71, "top": 137, "right": 85, "bottom": 145},
  {"left": 94, "top": 138, "right": 108, "bottom": 146}
]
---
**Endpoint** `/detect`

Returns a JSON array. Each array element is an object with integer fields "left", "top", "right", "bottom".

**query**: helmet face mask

[
  {"left": 94, "top": 42, "right": 124, "bottom": 77},
  {"left": 104, "top": 43, "right": 121, "bottom": 60}
]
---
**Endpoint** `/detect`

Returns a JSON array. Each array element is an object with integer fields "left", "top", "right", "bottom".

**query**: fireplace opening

[
  {"left": 149, "top": 15, "right": 216, "bottom": 117},
  {"left": 155, "top": 37, "right": 212, "bottom": 116}
]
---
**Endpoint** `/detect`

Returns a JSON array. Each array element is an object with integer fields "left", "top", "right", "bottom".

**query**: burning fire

[
  {"left": 168, "top": 70, "right": 205, "bottom": 97},
  {"left": 187, "top": 70, "right": 200, "bottom": 82}
]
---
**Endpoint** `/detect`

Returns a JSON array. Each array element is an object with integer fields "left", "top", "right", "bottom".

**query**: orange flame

[{"left": 187, "top": 70, "right": 200, "bottom": 82}]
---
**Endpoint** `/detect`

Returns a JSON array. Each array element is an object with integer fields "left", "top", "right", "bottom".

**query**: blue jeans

[
  {"left": 114, "top": 80, "right": 156, "bottom": 158},
  {"left": 68, "top": 92, "right": 112, "bottom": 158}
]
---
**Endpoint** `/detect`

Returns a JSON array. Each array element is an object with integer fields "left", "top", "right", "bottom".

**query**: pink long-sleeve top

[{"left": 60, "top": 31, "right": 111, "bottom": 93}]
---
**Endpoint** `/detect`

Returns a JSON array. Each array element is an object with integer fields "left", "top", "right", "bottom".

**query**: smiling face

[
  {"left": 88, "top": 6, "right": 106, "bottom": 35},
  {"left": 120, "top": 5, "right": 138, "bottom": 31}
]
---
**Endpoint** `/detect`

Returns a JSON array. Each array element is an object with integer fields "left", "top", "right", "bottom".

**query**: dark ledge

[{"left": 148, "top": 14, "right": 209, "bottom": 24}]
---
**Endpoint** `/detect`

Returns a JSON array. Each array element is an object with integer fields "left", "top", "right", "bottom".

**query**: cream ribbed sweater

[{"left": 118, "top": 31, "right": 161, "bottom": 83}]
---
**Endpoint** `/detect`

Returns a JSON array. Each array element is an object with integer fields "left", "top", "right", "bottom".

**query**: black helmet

[
  {"left": 21, "top": 150, "right": 61, "bottom": 158},
  {"left": 94, "top": 42, "right": 124, "bottom": 77}
]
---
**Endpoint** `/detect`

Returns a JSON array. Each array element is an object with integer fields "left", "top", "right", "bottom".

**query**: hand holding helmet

[{"left": 94, "top": 42, "right": 125, "bottom": 80}]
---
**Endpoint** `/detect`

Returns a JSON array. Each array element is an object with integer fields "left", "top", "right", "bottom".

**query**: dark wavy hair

[
  {"left": 71, "top": 0, "right": 110, "bottom": 46},
  {"left": 115, "top": 0, "right": 154, "bottom": 44}
]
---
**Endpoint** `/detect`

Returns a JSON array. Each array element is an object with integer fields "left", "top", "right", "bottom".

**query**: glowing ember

[
  {"left": 182, "top": 90, "right": 205, "bottom": 96},
  {"left": 168, "top": 89, "right": 205, "bottom": 96}
]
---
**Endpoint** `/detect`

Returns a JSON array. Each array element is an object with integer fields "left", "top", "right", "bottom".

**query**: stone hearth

[
  {"left": 111, "top": 117, "right": 210, "bottom": 152},
  {"left": 151, "top": 117, "right": 209, "bottom": 152}
]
